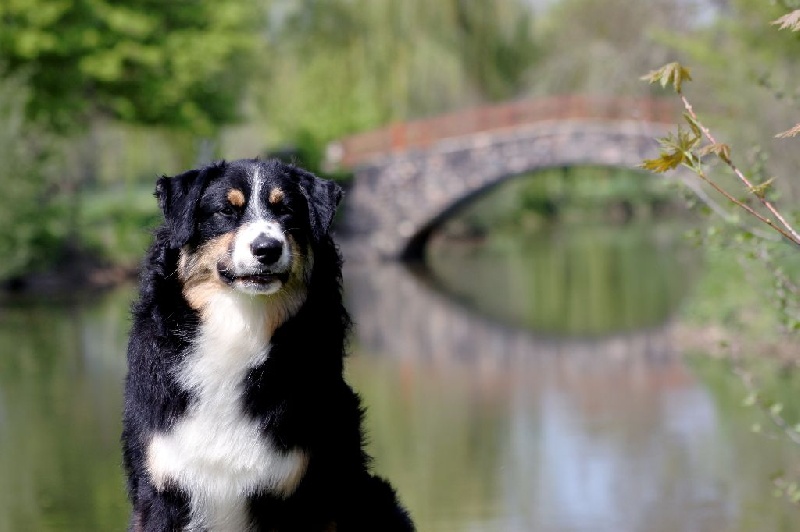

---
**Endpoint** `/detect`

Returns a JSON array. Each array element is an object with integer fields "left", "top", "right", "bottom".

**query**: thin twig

[
  {"left": 732, "top": 363, "right": 800, "bottom": 446},
  {"left": 680, "top": 94, "right": 800, "bottom": 245},
  {"left": 685, "top": 160, "right": 800, "bottom": 246},
  {"left": 677, "top": 173, "right": 781, "bottom": 241}
]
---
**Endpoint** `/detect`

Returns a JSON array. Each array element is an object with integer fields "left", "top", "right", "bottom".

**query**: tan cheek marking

[
  {"left": 227, "top": 188, "right": 245, "bottom": 208},
  {"left": 179, "top": 233, "right": 236, "bottom": 311},
  {"left": 269, "top": 187, "right": 284, "bottom": 204}
]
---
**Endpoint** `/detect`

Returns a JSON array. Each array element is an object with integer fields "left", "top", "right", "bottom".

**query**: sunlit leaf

[
  {"left": 698, "top": 143, "right": 731, "bottom": 161},
  {"left": 683, "top": 112, "right": 702, "bottom": 138},
  {"left": 641, "top": 152, "right": 684, "bottom": 173},
  {"left": 776, "top": 123, "right": 800, "bottom": 138},
  {"left": 640, "top": 62, "right": 692, "bottom": 93},
  {"left": 750, "top": 178, "right": 776, "bottom": 199},
  {"left": 640, "top": 126, "right": 701, "bottom": 173},
  {"left": 773, "top": 10, "right": 800, "bottom": 32}
]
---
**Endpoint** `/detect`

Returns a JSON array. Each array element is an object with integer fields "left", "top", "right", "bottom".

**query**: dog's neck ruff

[{"left": 147, "top": 290, "right": 307, "bottom": 531}]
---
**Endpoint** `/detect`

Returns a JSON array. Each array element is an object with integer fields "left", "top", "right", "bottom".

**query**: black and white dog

[{"left": 122, "top": 159, "right": 413, "bottom": 531}]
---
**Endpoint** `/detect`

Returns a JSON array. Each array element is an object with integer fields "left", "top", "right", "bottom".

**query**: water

[{"left": 1, "top": 222, "right": 799, "bottom": 531}]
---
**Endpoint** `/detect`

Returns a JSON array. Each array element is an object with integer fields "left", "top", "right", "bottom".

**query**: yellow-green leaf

[
  {"left": 641, "top": 150, "right": 685, "bottom": 173},
  {"left": 683, "top": 112, "right": 702, "bottom": 138},
  {"left": 641, "top": 62, "right": 692, "bottom": 93},
  {"left": 750, "top": 177, "right": 776, "bottom": 199}
]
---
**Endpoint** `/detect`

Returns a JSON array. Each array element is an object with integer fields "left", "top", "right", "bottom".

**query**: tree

[
  {"left": 257, "top": 0, "right": 538, "bottom": 165},
  {"left": 0, "top": 0, "right": 264, "bottom": 135},
  {"left": 0, "top": 0, "right": 266, "bottom": 281},
  {"left": 531, "top": 0, "right": 710, "bottom": 96},
  {"left": 0, "top": 71, "right": 64, "bottom": 279}
]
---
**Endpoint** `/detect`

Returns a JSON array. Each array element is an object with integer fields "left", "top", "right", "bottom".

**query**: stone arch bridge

[{"left": 325, "top": 95, "right": 678, "bottom": 260}]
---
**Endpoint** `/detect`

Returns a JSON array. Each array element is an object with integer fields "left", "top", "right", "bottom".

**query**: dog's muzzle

[{"left": 223, "top": 221, "right": 292, "bottom": 295}]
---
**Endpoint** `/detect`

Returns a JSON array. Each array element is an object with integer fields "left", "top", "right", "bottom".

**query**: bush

[{"left": 0, "top": 71, "right": 65, "bottom": 280}]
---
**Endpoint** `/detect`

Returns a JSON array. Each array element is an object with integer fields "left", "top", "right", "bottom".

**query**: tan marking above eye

[
  {"left": 269, "top": 188, "right": 285, "bottom": 204},
  {"left": 227, "top": 189, "right": 245, "bottom": 208}
]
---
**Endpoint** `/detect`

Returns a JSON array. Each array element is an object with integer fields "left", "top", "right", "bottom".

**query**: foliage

[
  {"left": 0, "top": 0, "right": 264, "bottom": 134},
  {"left": 659, "top": 0, "right": 800, "bottom": 200},
  {"left": 78, "top": 185, "right": 161, "bottom": 266},
  {"left": 641, "top": 60, "right": 800, "bottom": 247},
  {"left": 258, "top": 0, "right": 539, "bottom": 162},
  {"left": 641, "top": 8, "right": 800, "bottom": 499},
  {"left": 530, "top": 0, "right": 706, "bottom": 96},
  {"left": 0, "top": 71, "right": 65, "bottom": 280}
]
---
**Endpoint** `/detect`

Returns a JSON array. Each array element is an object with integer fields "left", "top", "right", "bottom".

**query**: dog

[{"left": 122, "top": 158, "right": 414, "bottom": 531}]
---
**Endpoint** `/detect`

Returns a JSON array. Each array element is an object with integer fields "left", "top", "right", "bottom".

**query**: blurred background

[{"left": 3, "top": 0, "right": 800, "bottom": 530}]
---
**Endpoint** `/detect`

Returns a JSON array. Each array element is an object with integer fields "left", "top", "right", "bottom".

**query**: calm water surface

[{"left": 1, "top": 221, "right": 799, "bottom": 531}]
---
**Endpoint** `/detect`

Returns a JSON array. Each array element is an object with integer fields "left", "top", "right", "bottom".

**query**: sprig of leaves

[
  {"left": 640, "top": 62, "right": 692, "bottom": 93},
  {"left": 641, "top": 61, "right": 800, "bottom": 247}
]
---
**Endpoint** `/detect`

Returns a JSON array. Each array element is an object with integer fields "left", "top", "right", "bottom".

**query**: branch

[
  {"left": 733, "top": 363, "right": 800, "bottom": 446},
  {"left": 682, "top": 157, "right": 800, "bottom": 245},
  {"left": 679, "top": 94, "right": 800, "bottom": 246},
  {"left": 677, "top": 174, "right": 780, "bottom": 241}
]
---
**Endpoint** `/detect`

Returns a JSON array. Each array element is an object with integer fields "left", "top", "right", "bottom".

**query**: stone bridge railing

[
  {"left": 326, "top": 95, "right": 676, "bottom": 169},
  {"left": 327, "top": 96, "right": 679, "bottom": 260}
]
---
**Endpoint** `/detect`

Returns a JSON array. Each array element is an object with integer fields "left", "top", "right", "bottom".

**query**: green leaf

[
  {"left": 641, "top": 125, "right": 702, "bottom": 173},
  {"left": 641, "top": 152, "right": 684, "bottom": 173},
  {"left": 683, "top": 112, "right": 702, "bottom": 139},
  {"left": 641, "top": 62, "right": 693, "bottom": 93},
  {"left": 749, "top": 178, "right": 776, "bottom": 199}
]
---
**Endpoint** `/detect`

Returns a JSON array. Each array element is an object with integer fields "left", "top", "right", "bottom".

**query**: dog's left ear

[
  {"left": 293, "top": 167, "right": 344, "bottom": 241},
  {"left": 155, "top": 164, "right": 217, "bottom": 248}
]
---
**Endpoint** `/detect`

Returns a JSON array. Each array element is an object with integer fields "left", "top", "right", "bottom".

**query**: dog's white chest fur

[{"left": 146, "top": 292, "right": 307, "bottom": 531}]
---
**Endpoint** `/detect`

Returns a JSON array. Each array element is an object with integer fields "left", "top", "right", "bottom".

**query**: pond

[{"left": 1, "top": 215, "right": 800, "bottom": 531}]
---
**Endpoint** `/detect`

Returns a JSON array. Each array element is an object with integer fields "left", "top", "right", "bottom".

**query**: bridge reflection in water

[{"left": 341, "top": 258, "right": 778, "bottom": 532}]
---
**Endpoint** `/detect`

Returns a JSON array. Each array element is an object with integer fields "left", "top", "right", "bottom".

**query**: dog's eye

[
  {"left": 272, "top": 203, "right": 292, "bottom": 216},
  {"left": 218, "top": 205, "right": 237, "bottom": 217}
]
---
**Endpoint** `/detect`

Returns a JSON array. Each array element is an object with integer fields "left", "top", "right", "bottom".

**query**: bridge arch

[
  {"left": 400, "top": 162, "right": 661, "bottom": 260},
  {"left": 327, "top": 97, "right": 677, "bottom": 260}
]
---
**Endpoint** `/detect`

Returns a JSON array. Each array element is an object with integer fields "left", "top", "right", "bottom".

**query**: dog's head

[{"left": 155, "top": 158, "right": 343, "bottom": 311}]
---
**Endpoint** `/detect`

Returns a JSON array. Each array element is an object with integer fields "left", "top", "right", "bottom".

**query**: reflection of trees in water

[
  {"left": 0, "top": 289, "right": 132, "bottom": 531},
  {"left": 426, "top": 222, "right": 698, "bottom": 336},
  {"left": 342, "top": 260, "right": 740, "bottom": 530}
]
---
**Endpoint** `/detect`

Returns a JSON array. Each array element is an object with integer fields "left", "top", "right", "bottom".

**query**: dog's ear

[
  {"left": 155, "top": 165, "right": 217, "bottom": 248},
  {"left": 293, "top": 167, "right": 344, "bottom": 241}
]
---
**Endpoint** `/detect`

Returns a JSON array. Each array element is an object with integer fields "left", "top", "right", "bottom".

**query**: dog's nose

[{"left": 250, "top": 235, "right": 283, "bottom": 264}]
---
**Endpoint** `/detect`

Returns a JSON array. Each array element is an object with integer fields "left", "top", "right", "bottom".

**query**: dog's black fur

[{"left": 122, "top": 158, "right": 413, "bottom": 531}]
